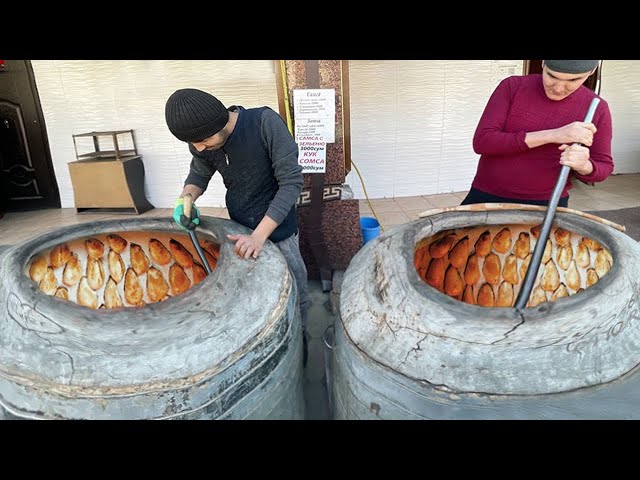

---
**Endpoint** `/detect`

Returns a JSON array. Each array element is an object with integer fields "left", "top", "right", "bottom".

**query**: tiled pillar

[{"left": 277, "top": 60, "right": 362, "bottom": 285}]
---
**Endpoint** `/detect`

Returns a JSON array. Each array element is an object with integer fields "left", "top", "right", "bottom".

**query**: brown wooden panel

[{"left": 68, "top": 156, "right": 153, "bottom": 214}]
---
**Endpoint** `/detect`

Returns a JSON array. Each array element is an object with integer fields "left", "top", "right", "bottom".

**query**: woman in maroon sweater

[{"left": 462, "top": 60, "right": 613, "bottom": 208}]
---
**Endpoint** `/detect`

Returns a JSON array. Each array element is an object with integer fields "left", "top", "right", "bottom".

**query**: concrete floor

[
  {"left": 358, "top": 173, "right": 640, "bottom": 230},
  {"left": 303, "top": 280, "right": 335, "bottom": 420}
]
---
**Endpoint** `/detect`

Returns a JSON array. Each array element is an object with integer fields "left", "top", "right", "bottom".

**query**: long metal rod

[
  {"left": 188, "top": 230, "right": 213, "bottom": 275},
  {"left": 182, "top": 194, "right": 213, "bottom": 275},
  {"left": 514, "top": 97, "right": 601, "bottom": 311}
]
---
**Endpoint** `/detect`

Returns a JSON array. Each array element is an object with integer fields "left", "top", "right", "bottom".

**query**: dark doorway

[
  {"left": 524, "top": 60, "right": 601, "bottom": 93},
  {"left": 0, "top": 60, "right": 60, "bottom": 214}
]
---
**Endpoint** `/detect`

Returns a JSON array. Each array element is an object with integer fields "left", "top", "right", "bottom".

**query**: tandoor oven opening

[
  {"left": 26, "top": 232, "right": 220, "bottom": 309},
  {"left": 414, "top": 223, "right": 612, "bottom": 308}
]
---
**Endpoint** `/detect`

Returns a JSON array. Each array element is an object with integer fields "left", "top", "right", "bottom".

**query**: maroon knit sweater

[{"left": 471, "top": 74, "right": 613, "bottom": 200}]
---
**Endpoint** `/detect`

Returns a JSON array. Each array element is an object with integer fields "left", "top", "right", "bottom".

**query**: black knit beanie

[
  {"left": 544, "top": 60, "right": 599, "bottom": 74},
  {"left": 165, "top": 88, "right": 229, "bottom": 142}
]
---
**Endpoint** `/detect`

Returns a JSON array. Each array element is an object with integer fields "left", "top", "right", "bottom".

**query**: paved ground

[
  {"left": 586, "top": 207, "right": 640, "bottom": 242},
  {"left": 302, "top": 280, "right": 335, "bottom": 420}
]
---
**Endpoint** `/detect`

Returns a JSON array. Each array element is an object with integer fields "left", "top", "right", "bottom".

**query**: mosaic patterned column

[
  {"left": 279, "top": 60, "right": 347, "bottom": 185},
  {"left": 276, "top": 60, "right": 362, "bottom": 283}
]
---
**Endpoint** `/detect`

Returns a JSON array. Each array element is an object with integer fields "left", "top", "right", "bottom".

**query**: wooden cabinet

[{"left": 67, "top": 130, "right": 154, "bottom": 214}]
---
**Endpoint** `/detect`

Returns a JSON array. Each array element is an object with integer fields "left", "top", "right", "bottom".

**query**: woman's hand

[
  {"left": 554, "top": 121, "right": 597, "bottom": 146},
  {"left": 559, "top": 144, "right": 593, "bottom": 175}
]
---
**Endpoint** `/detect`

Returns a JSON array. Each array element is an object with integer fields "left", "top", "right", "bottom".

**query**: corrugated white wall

[
  {"left": 346, "top": 60, "right": 524, "bottom": 199},
  {"left": 31, "top": 60, "right": 279, "bottom": 208},
  {"left": 599, "top": 60, "right": 640, "bottom": 174}
]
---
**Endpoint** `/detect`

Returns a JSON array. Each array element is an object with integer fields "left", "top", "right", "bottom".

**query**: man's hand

[
  {"left": 227, "top": 233, "right": 266, "bottom": 259},
  {"left": 554, "top": 121, "right": 597, "bottom": 146},
  {"left": 173, "top": 196, "right": 201, "bottom": 231},
  {"left": 559, "top": 144, "right": 593, "bottom": 176},
  {"left": 227, "top": 215, "right": 277, "bottom": 259}
]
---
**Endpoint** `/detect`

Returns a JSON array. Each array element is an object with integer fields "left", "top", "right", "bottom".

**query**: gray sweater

[{"left": 185, "top": 106, "right": 303, "bottom": 242}]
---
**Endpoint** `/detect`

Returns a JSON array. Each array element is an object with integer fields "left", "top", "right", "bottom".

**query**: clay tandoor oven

[
  {"left": 334, "top": 205, "right": 640, "bottom": 419},
  {"left": 0, "top": 217, "right": 304, "bottom": 420}
]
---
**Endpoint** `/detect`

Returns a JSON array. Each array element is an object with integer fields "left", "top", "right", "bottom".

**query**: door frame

[{"left": 25, "top": 60, "right": 60, "bottom": 208}]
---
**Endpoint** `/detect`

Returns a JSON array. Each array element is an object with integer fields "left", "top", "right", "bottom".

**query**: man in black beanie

[
  {"left": 461, "top": 60, "right": 614, "bottom": 208},
  {"left": 165, "top": 88, "right": 311, "bottom": 358}
]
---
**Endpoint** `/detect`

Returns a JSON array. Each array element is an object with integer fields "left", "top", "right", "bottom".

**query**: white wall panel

[
  {"left": 347, "top": 60, "right": 523, "bottom": 199},
  {"left": 599, "top": 60, "right": 640, "bottom": 174}
]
